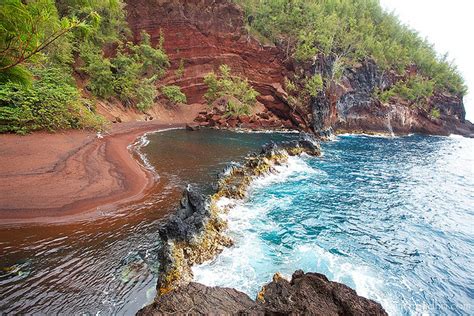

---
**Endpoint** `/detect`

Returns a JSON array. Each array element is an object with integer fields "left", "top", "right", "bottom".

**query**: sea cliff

[{"left": 124, "top": 0, "right": 473, "bottom": 137}]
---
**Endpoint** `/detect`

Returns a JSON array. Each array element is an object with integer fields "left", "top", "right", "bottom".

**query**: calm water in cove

[
  {"left": 194, "top": 134, "right": 474, "bottom": 315},
  {"left": 0, "top": 130, "right": 296, "bottom": 314},
  {"left": 1, "top": 130, "right": 473, "bottom": 315}
]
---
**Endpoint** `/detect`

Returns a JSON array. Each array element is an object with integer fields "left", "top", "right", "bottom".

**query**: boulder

[
  {"left": 138, "top": 282, "right": 259, "bottom": 315},
  {"left": 258, "top": 270, "right": 387, "bottom": 316},
  {"left": 185, "top": 123, "right": 200, "bottom": 131},
  {"left": 193, "top": 114, "right": 207, "bottom": 122}
]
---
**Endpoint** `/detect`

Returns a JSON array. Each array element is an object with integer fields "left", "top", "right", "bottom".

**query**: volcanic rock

[{"left": 138, "top": 271, "right": 388, "bottom": 315}]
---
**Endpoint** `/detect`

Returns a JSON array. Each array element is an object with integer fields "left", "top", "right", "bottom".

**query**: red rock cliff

[
  {"left": 125, "top": 0, "right": 307, "bottom": 128},
  {"left": 124, "top": 0, "right": 473, "bottom": 137}
]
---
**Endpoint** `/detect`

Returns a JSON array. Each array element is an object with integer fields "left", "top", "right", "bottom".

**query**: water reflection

[{"left": 0, "top": 129, "right": 297, "bottom": 314}]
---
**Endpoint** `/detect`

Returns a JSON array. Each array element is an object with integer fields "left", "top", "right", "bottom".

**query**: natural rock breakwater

[
  {"left": 144, "top": 137, "right": 387, "bottom": 314},
  {"left": 156, "top": 137, "right": 322, "bottom": 295}
]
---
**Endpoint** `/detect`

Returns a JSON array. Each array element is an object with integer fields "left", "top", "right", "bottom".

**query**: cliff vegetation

[
  {"left": 0, "top": 0, "right": 176, "bottom": 133},
  {"left": 0, "top": 0, "right": 469, "bottom": 134},
  {"left": 236, "top": 0, "right": 467, "bottom": 105}
]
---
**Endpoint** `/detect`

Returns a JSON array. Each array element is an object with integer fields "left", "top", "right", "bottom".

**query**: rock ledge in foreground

[{"left": 138, "top": 270, "right": 387, "bottom": 315}]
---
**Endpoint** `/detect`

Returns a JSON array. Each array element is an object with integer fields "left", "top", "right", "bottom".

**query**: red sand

[{"left": 0, "top": 108, "right": 202, "bottom": 225}]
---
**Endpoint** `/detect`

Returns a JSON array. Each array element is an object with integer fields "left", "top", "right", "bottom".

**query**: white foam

[
  {"left": 234, "top": 129, "right": 300, "bottom": 134},
  {"left": 448, "top": 134, "right": 466, "bottom": 139},
  {"left": 337, "top": 132, "right": 400, "bottom": 139},
  {"left": 193, "top": 154, "right": 397, "bottom": 315},
  {"left": 250, "top": 155, "right": 319, "bottom": 188},
  {"left": 128, "top": 127, "right": 184, "bottom": 180}
]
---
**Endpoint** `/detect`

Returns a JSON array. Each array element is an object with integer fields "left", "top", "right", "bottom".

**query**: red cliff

[{"left": 125, "top": 0, "right": 308, "bottom": 129}]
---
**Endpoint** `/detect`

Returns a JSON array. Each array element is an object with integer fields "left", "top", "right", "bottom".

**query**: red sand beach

[{"left": 0, "top": 120, "right": 188, "bottom": 225}]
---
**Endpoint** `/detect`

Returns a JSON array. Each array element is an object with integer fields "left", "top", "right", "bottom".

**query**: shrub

[
  {"left": 175, "top": 59, "right": 185, "bottom": 78},
  {"left": 161, "top": 85, "right": 187, "bottom": 104},
  {"left": 305, "top": 74, "right": 323, "bottom": 97},
  {"left": 376, "top": 76, "right": 434, "bottom": 106},
  {"left": 236, "top": 0, "right": 467, "bottom": 96},
  {"left": 284, "top": 77, "right": 297, "bottom": 93},
  {"left": 0, "top": 67, "right": 104, "bottom": 133},
  {"left": 430, "top": 108, "right": 441, "bottom": 119},
  {"left": 80, "top": 42, "right": 115, "bottom": 98},
  {"left": 80, "top": 31, "right": 169, "bottom": 111},
  {"left": 203, "top": 64, "right": 259, "bottom": 116}
]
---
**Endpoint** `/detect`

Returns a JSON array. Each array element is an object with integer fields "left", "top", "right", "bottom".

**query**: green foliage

[
  {"left": 161, "top": 85, "right": 187, "bottom": 104},
  {"left": 235, "top": 0, "right": 466, "bottom": 96},
  {"left": 284, "top": 77, "right": 297, "bottom": 93},
  {"left": 175, "top": 59, "right": 185, "bottom": 78},
  {"left": 376, "top": 75, "right": 435, "bottom": 106},
  {"left": 226, "top": 99, "right": 250, "bottom": 117},
  {"left": 55, "top": 0, "right": 127, "bottom": 45},
  {"left": 0, "top": 67, "right": 104, "bottom": 133},
  {"left": 80, "top": 32, "right": 169, "bottom": 111},
  {"left": 136, "top": 77, "right": 159, "bottom": 111},
  {"left": 305, "top": 74, "right": 323, "bottom": 97},
  {"left": 79, "top": 42, "right": 114, "bottom": 98},
  {"left": 203, "top": 64, "right": 259, "bottom": 116},
  {"left": 134, "top": 31, "right": 169, "bottom": 77},
  {"left": 430, "top": 107, "right": 441, "bottom": 119},
  {"left": 0, "top": 0, "right": 99, "bottom": 85}
]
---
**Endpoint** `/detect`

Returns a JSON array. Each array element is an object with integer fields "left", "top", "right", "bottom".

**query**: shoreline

[{"left": 0, "top": 121, "right": 186, "bottom": 226}]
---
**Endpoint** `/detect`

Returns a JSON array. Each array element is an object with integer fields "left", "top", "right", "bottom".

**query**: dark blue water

[{"left": 194, "top": 134, "right": 474, "bottom": 315}]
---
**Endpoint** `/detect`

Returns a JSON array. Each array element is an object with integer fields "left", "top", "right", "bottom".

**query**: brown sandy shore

[{"left": 0, "top": 119, "right": 192, "bottom": 226}]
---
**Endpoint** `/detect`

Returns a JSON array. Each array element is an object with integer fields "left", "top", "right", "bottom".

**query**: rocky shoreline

[
  {"left": 139, "top": 270, "right": 387, "bottom": 315},
  {"left": 143, "top": 136, "right": 388, "bottom": 315}
]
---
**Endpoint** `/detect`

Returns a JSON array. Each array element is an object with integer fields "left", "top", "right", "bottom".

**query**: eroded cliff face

[
  {"left": 124, "top": 0, "right": 473, "bottom": 137},
  {"left": 125, "top": 0, "right": 308, "bottom": 129},
  {"left": 332, "top": 61, "right": 473, "bottom": 136}
]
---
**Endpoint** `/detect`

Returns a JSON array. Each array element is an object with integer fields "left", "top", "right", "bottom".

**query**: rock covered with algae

[{"left": 155, "top": 137, "right": 322, "bottom": 295}]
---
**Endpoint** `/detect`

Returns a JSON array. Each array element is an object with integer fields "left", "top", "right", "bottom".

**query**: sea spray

[
  {"left": 193, "top": 134, "right": 474, "bottom": 315},
  {"left": 154, "top": 138, "right": 322, "bottom": 294}
]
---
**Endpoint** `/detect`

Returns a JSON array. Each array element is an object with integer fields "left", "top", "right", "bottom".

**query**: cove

[
  {"left": 0, "top": 129, "right": 297, "bottom": 314},
  {"left": 1, "top": 130, "right": 472, "bottom": 315}
]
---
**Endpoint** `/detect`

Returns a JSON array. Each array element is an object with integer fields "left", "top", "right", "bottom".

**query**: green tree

[
  {"left": 204, "top": 64, "right": 259, "bottom": 116},
  {"left": 161, "top": 85, "right": 187, "bottom": 104},
  {"left": 0, "top": 0, "right": 99, "bottom": 83}
]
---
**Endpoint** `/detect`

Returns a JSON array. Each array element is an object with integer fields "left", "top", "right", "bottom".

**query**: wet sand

[{"left": 0, "top": 121, "right": 187, "bottom": 225}]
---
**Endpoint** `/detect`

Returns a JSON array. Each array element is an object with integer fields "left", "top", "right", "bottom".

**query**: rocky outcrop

[
  {"left": 257, "top": 270, "right": 387, "bottom": 315},
  {"left": 331, "top": 60, "right": 474, "bottom": 136},
  {"left": 124, "top": 0, "right": 472, "bottom": 137},
  {"left": 125, "top": 0, "right": 308, "bottom": 130},
  {"left": 138, "top": 282, "right": 259, "bottom": 315},
  {"left": 193, "top": 96, "right": 295, "bottom": 130},
  {"left": 139, "top": 270, "right": 387, "bottom": 315},
  {"left": 155, "top": 138, "right": 321, "bottom": 295}
]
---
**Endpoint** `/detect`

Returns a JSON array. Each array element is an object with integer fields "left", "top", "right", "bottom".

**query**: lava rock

[
  {"left": 158, "top": 187, "right": 209, "bottom": 242},
  {"left": 258, "top": 270, "right": 387, "bottom": 315},
  {"left": 138, "top": 270, "right": 388, "bottom": 316},
  {"left": 185, "top": 123, "right": 200, "bottom": 131},
  {"left": 138, "top": 282, "right": 260, "bottom": 315}
]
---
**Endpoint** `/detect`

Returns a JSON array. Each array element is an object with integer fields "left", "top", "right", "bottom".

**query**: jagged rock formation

[
  {"left": 138, "top": 270, "right": 388, "bottom": 315},
  {"left": 155, "top": 138, "right": 321, "bottom": 295},
  {"left": 124, "top": 0, "right": 473, "bottom": 137},
  {"left": 192, "top": 96, "right": 295, "bottom": 130},
  {"left": 332, "top": 61, "right": 473, "bottom": 136}
]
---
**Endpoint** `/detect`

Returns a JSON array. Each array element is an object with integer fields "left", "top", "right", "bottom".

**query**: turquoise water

[{"left": 193, "top": 134, "right": 474, "bottom": 315}]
